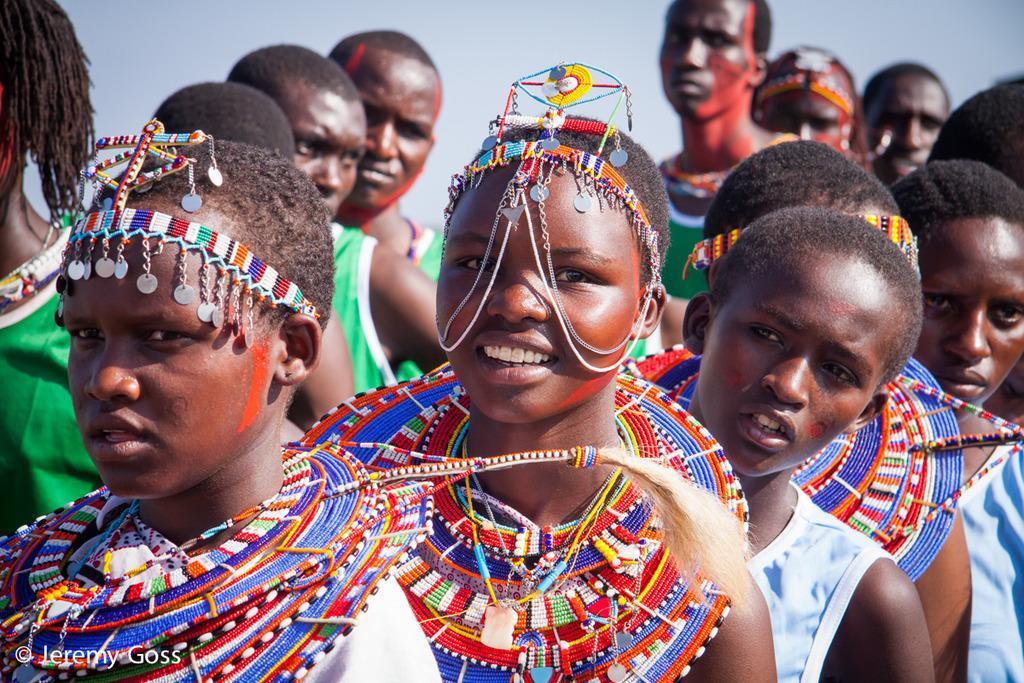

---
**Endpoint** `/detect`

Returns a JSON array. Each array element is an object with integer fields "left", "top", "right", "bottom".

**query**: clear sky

[{"left": 40, "top": 0, "right": 1024, "bottom": 227}]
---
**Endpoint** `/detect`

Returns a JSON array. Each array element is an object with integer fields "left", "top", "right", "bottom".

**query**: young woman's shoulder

[
  {"left": 686, "top": 575, "right": 777, "bottom": 682},
  {"left": 827, "top": 557, "right": 934, "bottom": 681}
]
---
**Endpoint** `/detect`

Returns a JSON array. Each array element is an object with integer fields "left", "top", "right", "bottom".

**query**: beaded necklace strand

[{"left": 300, "top": 367, "right": 745, "bottom": 682}]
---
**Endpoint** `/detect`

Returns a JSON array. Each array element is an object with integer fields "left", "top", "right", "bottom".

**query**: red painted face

[
  {"left": 62, "top": 205, "right": 285, "bottom": 500},
  {"left": 659, "top": 0, "right": 762, "bottom": 121},
  {"left": 687, "top": 254, "right": 893, "bottom": 479},
  {"left": 438, "top": 167, "right": 653, "bottom": 426},
  {"left": 913, "top": 218, "right": 1024, "bottom": 404},
  {"left": 341, "top": 47, "right": 440, "bottom": 213}
]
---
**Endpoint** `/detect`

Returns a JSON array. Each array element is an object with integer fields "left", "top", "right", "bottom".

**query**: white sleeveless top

[
  {"left": 749, "top": 486, "right": 892, "bottom": 682},
  {"left": 960, "top": 444, "right": 1024, "bottom": 683}
]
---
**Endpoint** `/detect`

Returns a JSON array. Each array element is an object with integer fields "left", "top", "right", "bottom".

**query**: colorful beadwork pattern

[
  {"left": 300, "top": 366, "right": 746, "bottom": 682},
  {"left": 632, "top": 349, "right": 969, "bottom": 581},
  {"left": 66, "top": 209, "right": 317, "bottom": 317},
  {"left": 683, "top": 214, "right": 919, "bottom": 276},
  {"left": 86, "top": 120, "right": 206, "bottom": 213},
  {"left": 449, "top": 141, "right": 656, "bottom": 272},
  {"left": 0, "top": 447, "right": 433, "bottom": 681}
]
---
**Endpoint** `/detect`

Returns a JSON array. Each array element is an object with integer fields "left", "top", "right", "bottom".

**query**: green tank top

[
  {"left": 332, "top": 225, "right": 389, "bottom": 393},
  {"left": 0, "top": 290, "right": 99, "bottom": 533},
  {"left": 660, "top": 212, "right": 709, "bottom": 301},
  {"left": 414, "top": 227, "right": 444, "bottom": 282}
]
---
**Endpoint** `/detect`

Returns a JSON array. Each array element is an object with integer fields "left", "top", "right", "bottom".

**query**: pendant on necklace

[{"left": 480, "top": 603, "right": 517, "bottom": 650}]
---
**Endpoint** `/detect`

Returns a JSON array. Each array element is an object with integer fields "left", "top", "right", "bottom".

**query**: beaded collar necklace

[
  {"left": 633, "top": 348, "right": 1021, "bottom": 580},
  {"left": 0, "top": 228, "right": 68, "bottom": 315},
  {"left": 300, "top": 367, "right": 747, "bottom": 682},
  {"left": 0, "top": 447, "right": 434, "bottom": 681}
]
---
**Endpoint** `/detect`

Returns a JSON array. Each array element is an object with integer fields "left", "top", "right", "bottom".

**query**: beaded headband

[
  {"left": 57, "top": 119, "right": 318, "bottom": 345},
  {"left": 754, "top": 48, "right": 855, "bottom": 116},
  {"left": 683, "top": 214, "right": 919, "bottom": 277},
  {"left": 439, "top": 63, "right": 656, "bottom": 373}
]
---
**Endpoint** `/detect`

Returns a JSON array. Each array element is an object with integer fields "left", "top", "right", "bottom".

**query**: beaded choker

[
  {"left": 632, "top": 348, "right": 1020, "bottom": 580},
  {"left": 683, "top": 213, "right": 919, "bottom": 277},
  {"left": 439, "top": 63, "right": 659, "bottom": 374},
  {"left": 301, "top": 367, "right": 747, "bottom": 682},
  {"left": 55, "top": 119, "right": 318, "bottom": 346},
  {"left": 0, "top": 447, "right": 433, "bottom": 681}
]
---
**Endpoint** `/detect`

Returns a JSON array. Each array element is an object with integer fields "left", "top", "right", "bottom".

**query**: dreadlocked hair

[{"left": 0, "top": 0, "right": 93, "bottom": 217}]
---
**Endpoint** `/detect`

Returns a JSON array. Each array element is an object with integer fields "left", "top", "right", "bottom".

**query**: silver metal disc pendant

[
  {"left": 607, "top": 663, "right": 629, "bottom": 682},
  {"left": 173, "top": 284, "right": 196, "bottom": 305},
  {"left": 81, "top": 259, "right": 92, "bottom": 280},
  {"left": 542, "top": 81, "right": 559, "bottom": 98},
  {"left": 114, "top": 260, "right": 129, "bottom": 279},
  {"left": 67, "top": 260, "right": 86, "bottom": 280},
  {"left": 243, "top": 327, "right": 254, "bottom": 348},
  {"left": 101, "top": 197, "right": 113, "bottom": 211},
  {"left": 609, "top": 149, "right": 629, "bottom": 168},
  {"left": 549, "top": 65, "right": 567, "bottom": 81},
  {"left": 530, "top": 185, "right": 549, "bottom": 202},
  {"left": 136, "top": 273, "right": 158, "bottom": 294},
  {"left": 211, "top": 308, "right": 225, "bottom": 329},
  {"left": 196, "top": 302, "right": 215, "bottom": 323},
  {"left": 540, "top": 137, "right": 560, "bottom": 151},
  {"left": 481, "top": 135, "right": 498, "bottom": 151},
  {"left": 615, "top": 632, "right": 633, "bottom": 649},
  {"left": 95, "top": 257, "right": 116, "bottom": 278},
  {"left": 574, "top": 193, "right": 592, "bottom": 213},
  {"left": 181, "top": 193, "right": 202, "bottom": 213},
  {"left": 207, "top": 166, "right": 224, "bottom": 187}
]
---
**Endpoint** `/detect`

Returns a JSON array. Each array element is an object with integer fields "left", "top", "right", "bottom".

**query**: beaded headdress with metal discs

[
  {"left": 56, "top": 119, "right": 318, "bottom": 348},
  {"left": 683, "top": 213, "right": 920, "bottom": 277},
  {"left": 439, "top": 63, "right": 658, "bottom": 373}
]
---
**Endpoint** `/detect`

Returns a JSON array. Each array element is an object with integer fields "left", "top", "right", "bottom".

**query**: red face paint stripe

[
  {"left": 344, "top": 43, "right": 366, "bottom": 75},
  {"left": 237, "top": 340, "right": 269, "bottom": 434}
]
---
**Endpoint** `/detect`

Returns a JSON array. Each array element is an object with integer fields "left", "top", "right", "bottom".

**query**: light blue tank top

[
  {"left": 961, "top": 444, "right": 1024, "bottom": 682},
  {"left": 750, "top": 486, "right": 891, "bottom": 682}
]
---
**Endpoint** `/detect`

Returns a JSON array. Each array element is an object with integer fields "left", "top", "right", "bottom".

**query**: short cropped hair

[
  {"left": 863, "top": 62, "right": 949, "bottom": 113},
  {"left": 228, "top": 44, "right": 361, "bottom": 107},
  {"left": 705, "top": 140, "right": 898, "bottom": 238},
  {"left": 711, "top": 206, "right": 923, "bottom": 383},
  {"left": 154, "top": 82, "right": 295, "bottom": 158},
  {"left": 329, "top": 30, "right": 438, "bottom": 75},
  {"left": 457, "top": 125, "right": 668, "bottom": 285},
  {"left": 928, "top": 84, "right": 1024, "bottom": 186},
  {"left": 892, "top": 159, "right": 1024, "bottom": 243},
  {"left": 124, "top": 141, "right": 334, "bottom": 328}
]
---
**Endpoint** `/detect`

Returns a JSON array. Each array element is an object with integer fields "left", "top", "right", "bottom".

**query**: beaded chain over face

[
  {"left": 301, "top": 366, "right": 748, "bottom": 683},
  {"left": 437, "top": 63, "right": 660, "bottom": 373},
  {"left": 55, "top": 119, "right": 318, "bottom": 348}
]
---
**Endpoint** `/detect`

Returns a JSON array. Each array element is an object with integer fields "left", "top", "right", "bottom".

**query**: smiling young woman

[{"left": 300, "top": 62, "right": 776, "bottom": 682}]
